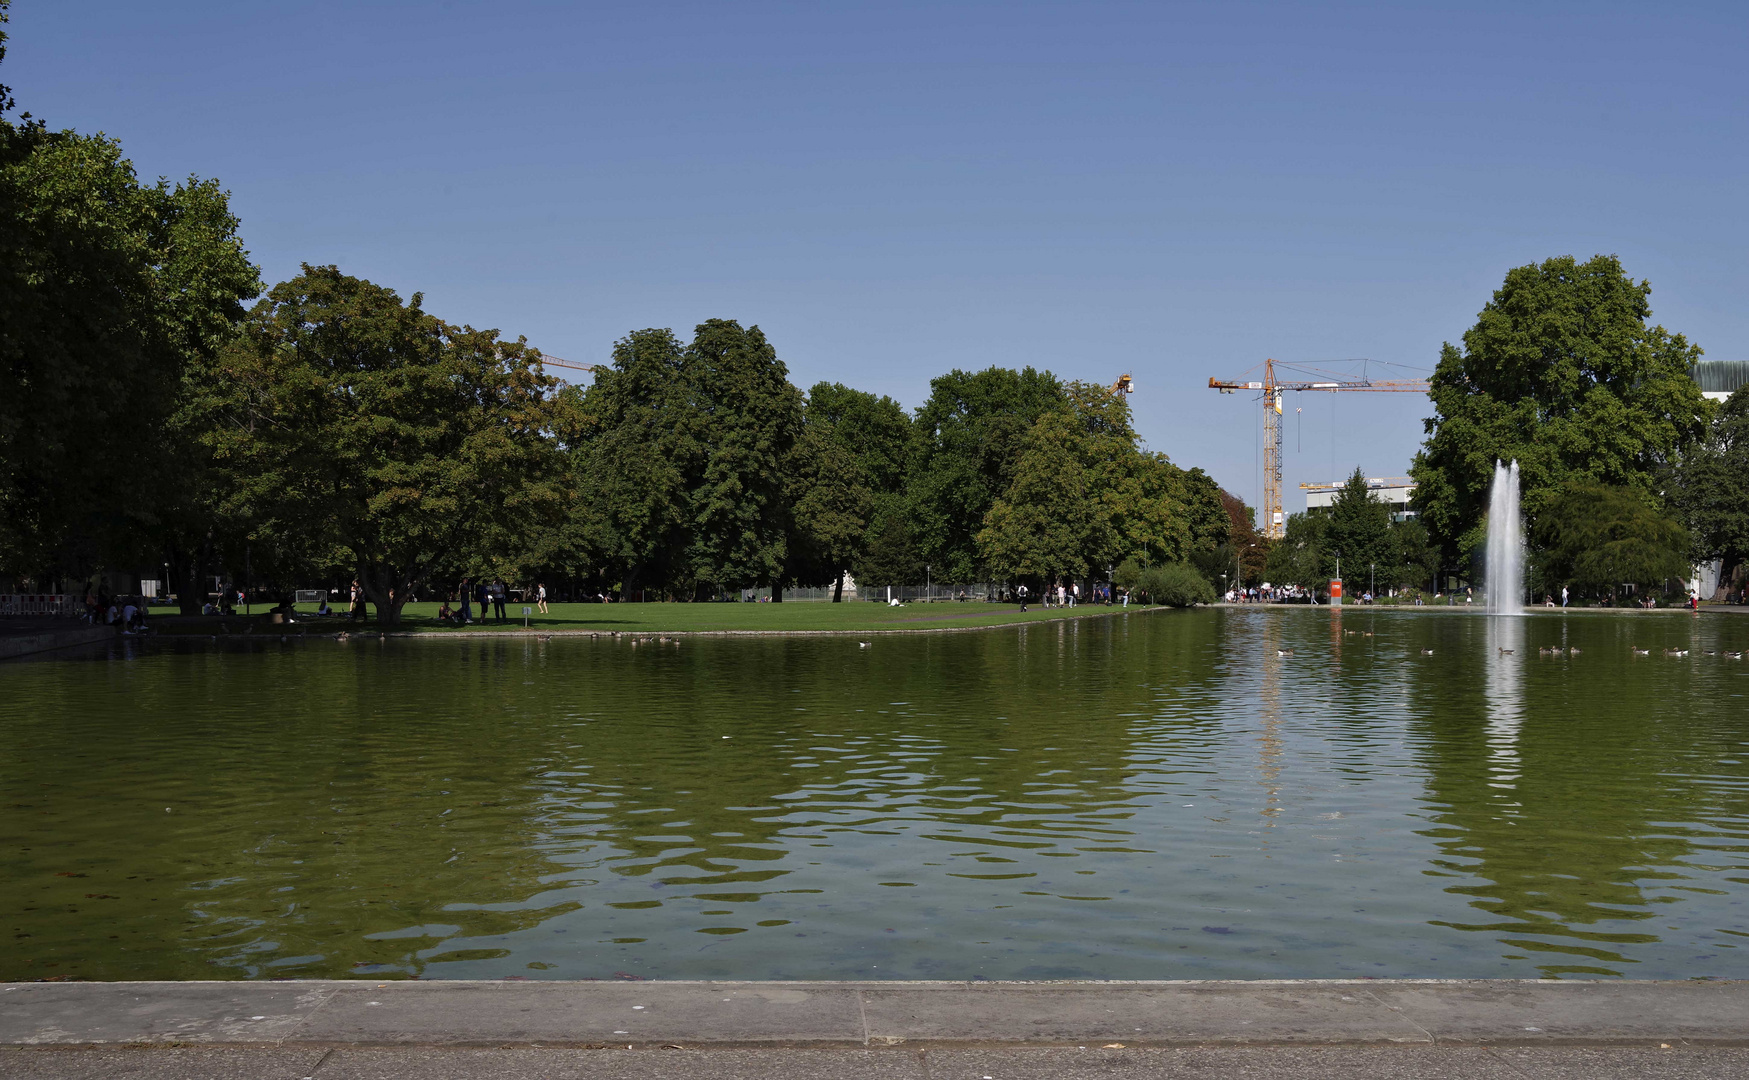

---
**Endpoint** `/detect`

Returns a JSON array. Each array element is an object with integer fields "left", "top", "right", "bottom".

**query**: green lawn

[{"left": 285, "top": 599, "right": 1143, "bottom": 634}]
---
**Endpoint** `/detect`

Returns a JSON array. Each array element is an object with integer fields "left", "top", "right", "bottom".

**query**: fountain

[{"left": 1484, "top": 460, "right": 1522, "bottom": 614}]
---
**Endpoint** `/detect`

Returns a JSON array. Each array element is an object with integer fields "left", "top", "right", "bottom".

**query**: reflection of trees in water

[
  {"left": 0, "top": 638, "right": 580, "bottom": 979},
  {"left": 531, "top": 616, "right": 1224, "bottom": 893},
  {"left": 1404, "top": 618, "right": 1726, "bottom": 977}
]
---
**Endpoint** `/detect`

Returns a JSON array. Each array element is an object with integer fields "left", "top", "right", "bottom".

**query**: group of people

[
  {"left": 82, "top": 589, "right": 149, "bottom": 631},
  {"left": 1226, "top": 584, "right": 1314, "bottom": 604},
  {"left": 1012, "top": 582, "right": 1118, "bottom": 612},
  {"left": 436, "top": 579, "right": 548, "bottom": 625}
]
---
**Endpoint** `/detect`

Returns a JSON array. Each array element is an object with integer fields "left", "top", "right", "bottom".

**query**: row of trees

[
  {"left": 560, "top": 348, "right": 1238, "bottom": 605},
  {"left": 0, "top": 9, "right": 1248, "bottom": 621}
]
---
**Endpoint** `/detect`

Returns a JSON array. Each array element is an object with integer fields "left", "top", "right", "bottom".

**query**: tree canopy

[
  {"left": 1671, "top": 387, "right": 1749, "bottom": 594},
  {"left": 1410, "top": 255, "right": 1711, "bottom": 564},
  {"left": 206, "top": 266, "right": 568, "bottom": 624},
  {"left": 1532, "top": 484, "right": 1690, "bottom": 597}
]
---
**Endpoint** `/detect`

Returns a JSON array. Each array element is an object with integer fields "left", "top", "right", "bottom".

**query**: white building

[{"left": 1302, "top": 477, "right": 1417, "bottom": 521}]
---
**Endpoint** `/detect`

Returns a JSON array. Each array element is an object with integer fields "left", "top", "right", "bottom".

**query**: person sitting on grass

[
  {"left": 316, "top": 599, "right": 332, "bottom": 616},
  {"left": 438, "top": 600, "right": 457, "bottom": 625}
]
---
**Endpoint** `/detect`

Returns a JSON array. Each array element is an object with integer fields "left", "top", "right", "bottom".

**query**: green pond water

[{"left": 3, "top": 608, "right": 1747, "bottom": 982}]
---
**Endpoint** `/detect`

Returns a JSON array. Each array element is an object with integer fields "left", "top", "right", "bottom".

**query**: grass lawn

[{"left": 283, "top": 599, "right": 1143, "bottom": 634}]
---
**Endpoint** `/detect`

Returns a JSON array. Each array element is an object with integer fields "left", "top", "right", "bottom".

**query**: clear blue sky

[{"left": 8, "top": 1, "right": 1744, "bottom": 513}]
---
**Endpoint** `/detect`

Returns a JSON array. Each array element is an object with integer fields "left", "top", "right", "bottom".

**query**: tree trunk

[
  {"left": 771, "top": 582, "right": 783, "bottom": 602},
  {"left": 832, "top": 570, "right": 844, "bottom": 603}
]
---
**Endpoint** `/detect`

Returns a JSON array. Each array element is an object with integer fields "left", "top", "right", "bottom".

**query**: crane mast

[{"left": 1209, "top": 358, "right": 1429, "bottom": 540}]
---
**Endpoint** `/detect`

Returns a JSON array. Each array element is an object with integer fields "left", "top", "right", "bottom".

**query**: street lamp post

[{"left": 925, "top": 563, "right": 931, "bottom": 602}]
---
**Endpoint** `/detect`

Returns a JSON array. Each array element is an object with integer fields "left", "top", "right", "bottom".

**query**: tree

[
  {"left": 1391, "top": 515, "right": 1441, "bottom": 593},
  {"left": 1532, "top": 484, "right": 1691, "bottom": 599},
  {"left": 1139, "top": 563, "right": 1215, "bottom": 607},
  {"left": 209, "top": 266, "right": 567, "bottom": 624},
  {"left": 908, "top": 366, "right": 1064, "bottom": 582},
  {"left": 787, "top": 420, "right": 871, "bottom": 599},
  {"left": 854, "top": 501, "right": 921, "bottom": 587},
  {"left": 1410, "top": 255, "right": 1711, "bottom": 565},
  {"left": 788, "top": 383, "right": 910, "bottom": 600},
  {"left": 1672, "top": 386, "right": 1749, "bottom": 596},
  {"left": 0, "top": 130, "right": 258, "bottom": 578},
  {"left": 681, "top": 320, "right": 803, "bottom": 596},
  {"left": 1265, "top": 512, "right": 1329, "bottom": 593},
  {"left": 1325, "top": 468, "right": 1398, "bottom": 590},
  {"left": 977, "top": 408, "right": 1108, "bottom": 583},
  {"left": 575, "top": 328, "right": 704, "bottom": 596}
]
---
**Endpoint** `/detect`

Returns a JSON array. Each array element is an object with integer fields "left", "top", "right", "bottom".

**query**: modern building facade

[
  {"left": 1692, "top": 361, "right": 1749, "bottom": 402},
  {"left": 1302, "top": 477, "right": 1417, "bottom": 521}
]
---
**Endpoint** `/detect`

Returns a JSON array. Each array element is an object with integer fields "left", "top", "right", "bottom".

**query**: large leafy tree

[
  {"left": 788, "top": 383, "right": 910, "bottom": 600},
  {"left": 575, "top": 328, "right": 704, "bottom": 595},
  {"left": 682, "top": 319, "right": 803, "bottom": 596},
  {"left": 1672, "top": 387, "right": 1749, "bottom": 596},
  {"left": 908, "top": 366, "right": 1064, "bottom": 582},
  {"left": 976, "top": 380, "right": 1200, "bottom": 587},
  {"left": 1410, "top": 255, "right": 1711, "bottom": 564},
  {"left": 209, "top": 266, "right": 567, "bottom": 624},
  {"left": 977, "top": 408, "right": 1108, "bottom": 583},
  {"left": 1532, "top": 484, "right": 1690, "bottom": 599},
  {"left": 0, "top": 64, "right": 258, "bottom": 577}
]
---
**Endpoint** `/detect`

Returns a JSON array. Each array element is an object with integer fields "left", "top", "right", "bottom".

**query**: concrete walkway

[{"left": 3, "top": 979, "right": 1745, "bottom": 1078}]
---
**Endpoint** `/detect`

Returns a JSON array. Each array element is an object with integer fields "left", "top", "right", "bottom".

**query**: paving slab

[
  {"left": 289, "top": 981, "right": 866, "bottom": 1046},
  {"left": 0, "top": 1046, "right": 326, "bottom": 1079},
  {"left": 316, "top": 1046, "right": 926, "bottom": 1079},
  {"left": 0, "top": 982, "right": 334, "bottom": 1045},
  {"left": 1364, "top": 979, "right": 1749, "bottom": 1043},
  {"left": 4, "top": 979, "right": 1747, "bottom": 1052},
  {"left": 860, "top": 982, "right": 1430, "bottom": 1045},
  {"left": 4, "top": 1045, "right": 1749, "bottom": 1080}
]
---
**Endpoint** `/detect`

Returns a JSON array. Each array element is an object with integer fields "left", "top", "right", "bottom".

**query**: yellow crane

[
  {"left": 1208, "top": 359, "right": 1429, "bottom": 540},
  {"left": 537, "top": 355, "right": 600, "bottom": 382}
]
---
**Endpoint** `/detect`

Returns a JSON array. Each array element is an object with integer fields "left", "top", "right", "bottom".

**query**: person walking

[
  {"left": 493, "top": 580, "right": 508, "bottom": 621},
  {"left": 459, "top": 579, "right": 474, "bottom": 624},
  {"left": 536, "top": 582, "right": 548, "bottom": 615},
  {"left": 1561, "top": 585, "right": 1568, "bottom": 608},
  {"left": 475, "top": 579, "right": 490, "bottom": 621}
]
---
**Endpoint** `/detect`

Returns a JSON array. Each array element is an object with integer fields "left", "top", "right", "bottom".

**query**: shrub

[{"left": 1139, "top": 562, "right": 1216, "bottom": 608}]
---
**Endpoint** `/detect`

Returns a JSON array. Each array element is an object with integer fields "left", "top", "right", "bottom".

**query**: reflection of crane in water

[{"left": 1257, "top": 616, "right": 1284, "bottom": 830}]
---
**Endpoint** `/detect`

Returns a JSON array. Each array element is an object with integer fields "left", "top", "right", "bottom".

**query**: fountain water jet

[{"left": 1484, "top": 460, "right": 1523, "bottom": 614}]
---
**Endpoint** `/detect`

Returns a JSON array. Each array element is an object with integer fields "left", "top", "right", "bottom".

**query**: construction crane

[
  {"left": 1208, "top": 358, "right": 1430, "bottom": 540},
  {"left": 537, "top": 355, "right": 601, "bottom": 383},
  {"left": 1110, "top": 373, "right": 1133, "bottom": 397}
]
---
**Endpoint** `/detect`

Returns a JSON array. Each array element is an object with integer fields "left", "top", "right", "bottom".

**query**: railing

[
  {"left": 0, "top": 594, "right": 80, "bottom": 616},
  {"left": 856, "top": 584, "right": 1002, "bottom": 603}
]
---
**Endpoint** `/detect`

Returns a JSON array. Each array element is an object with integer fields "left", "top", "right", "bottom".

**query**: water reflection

[
  {"left": 2, "top": 609, "right": 1746, "bottom": 982},
  {"left": 1483, "top": 616, "right": 1524, "bottom": 788}
]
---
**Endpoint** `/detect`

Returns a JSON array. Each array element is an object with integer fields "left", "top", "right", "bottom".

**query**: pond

[{"left": 2, "top": 608, "right": 1746, "bottom": 982}]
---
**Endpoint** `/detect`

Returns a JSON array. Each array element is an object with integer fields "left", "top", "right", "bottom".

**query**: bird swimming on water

[{"left": 1277, "top": 648, "right": 1294, "bottom": 656}]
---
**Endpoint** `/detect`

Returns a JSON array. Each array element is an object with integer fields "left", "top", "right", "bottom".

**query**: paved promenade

[{"left": 2, "top": 979, "right": 1745, "bottom": 1078}]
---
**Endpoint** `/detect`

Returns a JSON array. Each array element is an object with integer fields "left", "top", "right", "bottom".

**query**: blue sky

[{"left": 8, "top": 1, "right": 1744, "bottom": 512}]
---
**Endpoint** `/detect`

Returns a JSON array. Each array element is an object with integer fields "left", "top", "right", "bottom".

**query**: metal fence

[
  {"left": 728, "top": 584, "right": 1001, "bottom": 603},
  {"left": 855, "top": 584, "right": 1001, "bottom": 603},
  {"left": 0, "top": 594, "right": 80, "bottom": 616}
]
